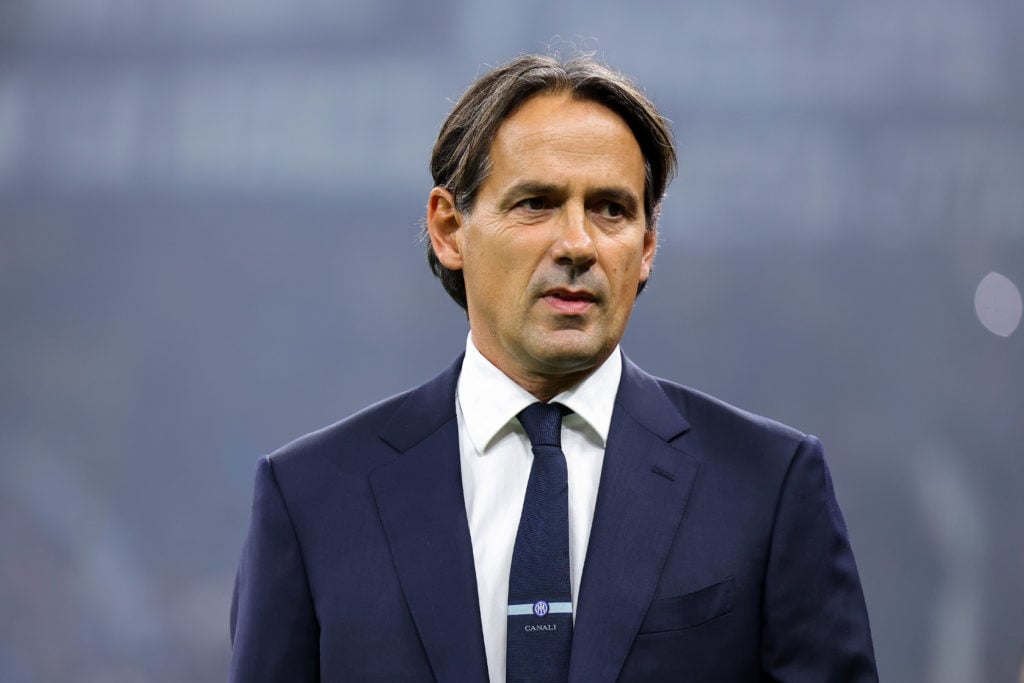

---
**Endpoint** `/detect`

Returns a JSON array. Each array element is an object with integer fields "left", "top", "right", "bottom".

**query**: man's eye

[
  {"left": 518, "top": 197, "right": 547, "bottom": 211},
  {"left": 600, "top": 202, "right": 626, "bottom": 218}
]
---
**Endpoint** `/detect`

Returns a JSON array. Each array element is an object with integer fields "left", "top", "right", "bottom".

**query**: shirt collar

[{"left": 457, "top": 333, "right": 622, "bottom": 453}]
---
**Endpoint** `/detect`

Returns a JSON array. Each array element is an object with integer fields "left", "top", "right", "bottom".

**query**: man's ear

[
  {"left": 639, "top": 219, "right": 658, "bottom": 283},
  {"left": 426, "top": 187, "right": 464, "bottom": 270}
]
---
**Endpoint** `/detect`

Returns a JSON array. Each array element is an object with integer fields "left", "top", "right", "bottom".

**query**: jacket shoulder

[
  {"left": 265, "top": 389, "right": 413, "bottom": 475},
  {"left": 265, "top": 355, "right": 463, "bottom": 476},
  {"left": 649, "top": 374, "right": 812, "bottom": 467}
]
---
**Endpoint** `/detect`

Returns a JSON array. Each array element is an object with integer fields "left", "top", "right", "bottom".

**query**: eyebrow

[
  {"left": 594, "top": 187, "right": 641, "bottom": 213},
  {"left": 499, "top": 182, "right": 562, "bottom": 206},
  {"left": 499, "top": 182, "right": 641, "bottom": 213}
]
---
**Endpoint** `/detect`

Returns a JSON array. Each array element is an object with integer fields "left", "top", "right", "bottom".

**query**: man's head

[
  {"left": 426, "top": 55, "right": 677, "bottom": 308},
  {"left": 424, "top": 55, "right": 677, "bottom": 398}
]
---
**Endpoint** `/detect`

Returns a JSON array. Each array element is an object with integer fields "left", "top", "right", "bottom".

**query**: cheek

[
  {"left": 466, "top": 253, "right": 528, "bottom": 312},
  {"left": 609, "top": 246, "right": 646, "bottom": 280}
]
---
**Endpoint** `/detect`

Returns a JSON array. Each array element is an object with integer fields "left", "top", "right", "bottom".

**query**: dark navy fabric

[
  {"left": 229, "top": 353, "right": 878, "bottom": 682},
  {"left": 506, "top": 403, "right": 573, "bottom": 683}
]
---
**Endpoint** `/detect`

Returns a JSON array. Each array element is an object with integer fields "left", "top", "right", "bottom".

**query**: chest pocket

[{"left": 638, "top": 576, "right": 735, "bottom": 634}]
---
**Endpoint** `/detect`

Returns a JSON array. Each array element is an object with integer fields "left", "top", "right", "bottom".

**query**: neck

[
  {"left": 513, "top": 368, "right": 596, "bottom": 403},
  {"left": 470, "top": 338, "right": 611, "bottom": 402}
]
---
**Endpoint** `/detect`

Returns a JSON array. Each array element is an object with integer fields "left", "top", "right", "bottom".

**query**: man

[{"left": 230, "top": 54, "right": 878, "bottom": 682}]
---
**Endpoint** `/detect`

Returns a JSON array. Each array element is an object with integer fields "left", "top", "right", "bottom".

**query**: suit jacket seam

[
  {"left": 264, "top": 455, "right": 321, "bottom": 626},
  {"left": 757, "top": 433, "right": 814, "bottom": 665},
  {"left": 612, "top": 392, "right": 688, "bottom": 453},
  {"left": 761, "top": 436, "right": 809, "bottom": 567},
  {"left": 376, "top": 412, "right": 458, "bottom": 464}
]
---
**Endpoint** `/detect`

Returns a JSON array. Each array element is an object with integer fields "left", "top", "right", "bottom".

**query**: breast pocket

[{"left": 638, "top": 576, "right": 735, "bottom": 634}]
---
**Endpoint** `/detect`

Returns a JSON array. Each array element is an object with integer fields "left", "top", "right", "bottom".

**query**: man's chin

[{"left": 527, "top": 334, "right": 614, "bottom": 375}]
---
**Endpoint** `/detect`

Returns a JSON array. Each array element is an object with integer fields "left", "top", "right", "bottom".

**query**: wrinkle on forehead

[{"left": 486, "top": 93, "right": 645, "bottom": 195}]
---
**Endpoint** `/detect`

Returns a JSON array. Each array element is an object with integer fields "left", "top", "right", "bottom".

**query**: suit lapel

[
  {"left": 569, "top": 355, "right": 701, "bottom": 683},
  {"left": 370, "top": 356, "right": 489, "bottom": 682}
]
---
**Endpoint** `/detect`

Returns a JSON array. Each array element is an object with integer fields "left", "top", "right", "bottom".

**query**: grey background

[{"left": 2, "top": 0, "right": 1023, "bottom": 681}]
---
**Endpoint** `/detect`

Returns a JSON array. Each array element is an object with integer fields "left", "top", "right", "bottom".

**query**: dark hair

[{"left": 426, "top": 54, "right": 677, "bottom": 309}]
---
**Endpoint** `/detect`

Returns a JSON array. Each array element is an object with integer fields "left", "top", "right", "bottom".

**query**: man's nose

[{"left": 552, "top": 203, "right": 597, "bottom": 270}]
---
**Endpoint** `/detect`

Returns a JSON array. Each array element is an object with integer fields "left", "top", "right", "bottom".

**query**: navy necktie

[{"left": 506, "top": 402, "right": 573, "bottom": 683}]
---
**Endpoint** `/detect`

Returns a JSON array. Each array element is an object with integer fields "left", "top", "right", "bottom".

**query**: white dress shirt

[{"left": 456, "top": 334, "right": 621, "bottom": 683}]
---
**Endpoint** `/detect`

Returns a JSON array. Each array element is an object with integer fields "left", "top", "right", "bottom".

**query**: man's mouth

[{"left": 541, "top": 289, "right": 597, "bottom": 315}]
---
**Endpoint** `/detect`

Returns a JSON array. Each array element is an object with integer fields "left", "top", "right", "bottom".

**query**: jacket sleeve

[
  {"left": 760, "top": 435, "right": 879, "bottom": 682},
  {"left": 229, "top": 456, "right": 320, "bottom": 682}
]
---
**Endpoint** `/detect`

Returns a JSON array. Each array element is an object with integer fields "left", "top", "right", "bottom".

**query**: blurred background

[{"left": 2, "top": 0, "right": 1022, "bottom": 681}]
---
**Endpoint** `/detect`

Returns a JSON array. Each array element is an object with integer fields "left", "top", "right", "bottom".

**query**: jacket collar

[
  {"left": 371, "top": 355, "right": 491, "bottom": 681},
  {"left": 371, "top": 352, "right": 700, "bottom": 683},
  {"left": 568, "top": 354, "right": 699, "bottom": 682}
]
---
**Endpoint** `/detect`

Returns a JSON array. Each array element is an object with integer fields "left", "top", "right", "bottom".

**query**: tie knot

[{"left": 517, "top": 402, "right": 568, "bottom": 449}]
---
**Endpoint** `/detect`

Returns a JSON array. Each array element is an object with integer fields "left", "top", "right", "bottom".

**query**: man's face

[{"left": 429, "top": 92, "right": 656, "bottom": 395}]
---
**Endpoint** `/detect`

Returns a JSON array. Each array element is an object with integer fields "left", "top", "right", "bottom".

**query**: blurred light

[{"left": 974, "top": 272, "right": 1022, "bottom": 337}]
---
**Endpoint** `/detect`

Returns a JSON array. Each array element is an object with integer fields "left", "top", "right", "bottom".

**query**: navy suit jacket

[{"left": 230, "top": 354, "right": 877, "bottom": 681}]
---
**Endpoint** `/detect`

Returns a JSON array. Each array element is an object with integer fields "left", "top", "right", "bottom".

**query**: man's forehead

[
  {"left": 495, "top": 92, "right": 637, "bottom": 147},
  {"left": 485, "top": 93, "right": 645, "bottom": 189}
]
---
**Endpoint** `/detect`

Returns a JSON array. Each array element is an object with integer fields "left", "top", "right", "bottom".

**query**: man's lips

[{"left": 540, "top": 288, "right": 597, "bottom": 315}]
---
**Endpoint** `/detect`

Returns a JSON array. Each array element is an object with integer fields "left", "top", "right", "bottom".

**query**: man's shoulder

[
  {"left": 627, "top": 360, "right": 811, "bottom": 463},
  {"left": 660, "top": 376, "right": 805, "bottom": 440},
  {"left": 266, "top": 388, "right": 414, "bottom": 467},
  {"left": 265, "top": 356, "right": 463, "bottom": 476}
]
